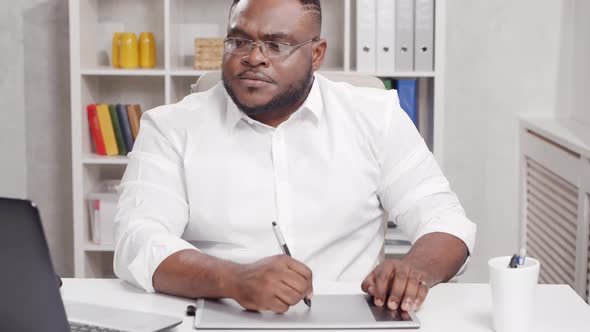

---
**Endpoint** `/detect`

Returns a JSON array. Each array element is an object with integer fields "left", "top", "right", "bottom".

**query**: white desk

[{"left": 61, "top": 279, "right": 590, "bottom": 331}]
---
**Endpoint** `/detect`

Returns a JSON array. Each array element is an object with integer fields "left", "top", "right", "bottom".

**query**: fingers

[
  {"left": 285, "top": 257, "right": 313, "bottom": 282},
  {"left": 400, "top": 270, "right": 421, "bottom": 311},
  {"left": 387, "top": 264, "right": 409, "bottom": 310},
  {"left": 361, "top": 272, "right": 376, "bottom": 295},
  {"left": 282, "top": 270, "right": 312, "bottom": 299},
  {"left": 362, "top": 260, "right": 431, "bottom": 312},
  {"left": 270, "top": 295, "right": 290, "bottom": 314},
  {"left": 373, "top": 263, "right": 394, "bottom": 307},
  {"left": 284, "top": 257, "right": 313, "bottom": 297},
  {"left": 275, "top": 281, "right": 304, "bottom": 307}
]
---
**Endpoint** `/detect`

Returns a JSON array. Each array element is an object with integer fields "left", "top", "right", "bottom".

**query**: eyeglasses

[{"left": 224, "top": 37, "right": 319, "bottom": 60}]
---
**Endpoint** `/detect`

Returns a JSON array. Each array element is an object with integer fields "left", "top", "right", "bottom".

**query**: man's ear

[{"left": 311, "top": 39, "right": 327, "bottom": 71}]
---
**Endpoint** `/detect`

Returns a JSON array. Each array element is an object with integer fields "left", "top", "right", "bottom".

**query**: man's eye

[
  {"left": 266, "top": 42, "right": 282, "bottom": 52},
  {"left": 234, "top": 39, "right": 249, "bottom": 48}
]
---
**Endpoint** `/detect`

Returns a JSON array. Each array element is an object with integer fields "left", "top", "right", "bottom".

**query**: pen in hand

[{"left": 272, "top": 221, "right": 312, "bottom": 308}]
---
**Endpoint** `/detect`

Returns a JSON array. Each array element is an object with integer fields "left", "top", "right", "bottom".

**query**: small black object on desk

[{"left": 186, "top": 305, "right": 197, "bottom": 316}]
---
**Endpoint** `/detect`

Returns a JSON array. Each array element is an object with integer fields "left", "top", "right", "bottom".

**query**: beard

[{"left": 222, "top": 64, "right": 314, "bottom": 116}]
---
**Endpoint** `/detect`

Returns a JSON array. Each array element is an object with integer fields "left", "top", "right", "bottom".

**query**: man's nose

[{"left": 242, "top": 44, "right": 270, "bottom": 67}]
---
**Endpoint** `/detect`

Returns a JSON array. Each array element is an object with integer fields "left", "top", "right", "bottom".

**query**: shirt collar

[
  {"left": 225, "top": 90, "right": 249, "bottom": 130},
  {"left": 224, "top": 73, "right": 323, "bottom": 130},
  {"left": 302, "top": 74, "right": 324, "bottom": 123}
]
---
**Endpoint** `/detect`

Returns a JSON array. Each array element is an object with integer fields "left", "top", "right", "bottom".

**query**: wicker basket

[{"left": 193, "top": 38, "right": 224, "bottom": 70}]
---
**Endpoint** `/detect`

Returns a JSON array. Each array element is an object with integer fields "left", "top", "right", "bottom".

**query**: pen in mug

[
  {"left": 517, "top": 248, "right": 526, "bottom": 266},
  {"left": 508, "top": 254, "right": 518, "bottom": 269},
  {"left": 272, "top": 221, "right": 312, "bottom": 307}
]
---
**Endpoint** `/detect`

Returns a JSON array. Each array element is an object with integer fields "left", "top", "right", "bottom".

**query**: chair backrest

[{"left": 190, "top": 70, "right": 385, "bottom": 93}]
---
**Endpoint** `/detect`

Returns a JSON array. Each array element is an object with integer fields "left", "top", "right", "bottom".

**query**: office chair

[{"left": 190, "top": 70, "right": 386, "bottom": 94}]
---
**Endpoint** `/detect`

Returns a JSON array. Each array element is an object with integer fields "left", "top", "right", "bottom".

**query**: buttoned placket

[{"left": 270, "top": 125, "right": 294, "bottom": 255}]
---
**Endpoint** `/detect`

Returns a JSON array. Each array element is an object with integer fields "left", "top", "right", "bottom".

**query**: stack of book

[{"left": 87, "top": 104, "right": 142, "bottom": 156}]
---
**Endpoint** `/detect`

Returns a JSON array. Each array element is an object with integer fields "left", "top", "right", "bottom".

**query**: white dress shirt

[{"left": 113, "top": 73, "right": 476, "bottom": 292}]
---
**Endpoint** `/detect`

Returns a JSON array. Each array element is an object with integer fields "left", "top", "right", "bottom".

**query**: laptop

[{"left": 0, "top": 198, "right": 182, "bottom": 332}]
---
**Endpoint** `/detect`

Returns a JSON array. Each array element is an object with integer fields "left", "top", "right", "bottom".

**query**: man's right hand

[{"left": 230, "top": 254, "right": 313, "bottom": 314}]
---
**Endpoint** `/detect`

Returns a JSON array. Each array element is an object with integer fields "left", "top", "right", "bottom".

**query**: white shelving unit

[{"left": 69, "top": 0, "right": 446, "bottom": 277}]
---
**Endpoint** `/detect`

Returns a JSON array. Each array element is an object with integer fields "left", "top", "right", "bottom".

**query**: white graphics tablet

[{"left": 193, "top": 294, "right": 420, "bottom": 329}]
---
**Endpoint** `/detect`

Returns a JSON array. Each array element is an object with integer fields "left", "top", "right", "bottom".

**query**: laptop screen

[{"left": 0, "top": 198, "right": 69, "bottom": 332}]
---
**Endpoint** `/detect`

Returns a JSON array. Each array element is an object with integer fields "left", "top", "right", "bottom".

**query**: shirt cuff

[
  {"left": 412, "top": 214, "right": 476, "bottom": 255},
  {"left": 127, "top": 234, "right": 198, "bottom": 292},
  {"left": 411, "top": 214, "right": 476, "bottom": 277}
]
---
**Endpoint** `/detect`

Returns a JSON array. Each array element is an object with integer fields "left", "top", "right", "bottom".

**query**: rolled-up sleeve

[
  {"left": 113, "top": 110, "right": 197, "bottom": 292},
  {"left": 376, "top": 96, "right": 476, "bottom": 255}
]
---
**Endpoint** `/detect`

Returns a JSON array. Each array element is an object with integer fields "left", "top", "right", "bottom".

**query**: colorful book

[
  {"left": 96, "top": 104, "right": 119, "bottom": 156},
  {"left": 382, "top": 78, "right": 393, "bottom": 90},
  {"left": 127, "top": 104, "right": 142, "bottom": 140},
  {"left": 397, "top": 79, "right": 418, "bottom": 127},
  {"left": 108, "top": 104, "right": 127, "bottom": 156},
  {"left": 134, "top": 105, "right": 143, "bottom": 132},
  {"left": 116, "top": 104, "right": 134, "bottom": 152},
  {"left": 86, "top": 104, "right": 106, "bottom": 155}
]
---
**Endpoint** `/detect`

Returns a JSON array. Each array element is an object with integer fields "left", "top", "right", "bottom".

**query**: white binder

[
  {"left": 356, "top": 0, "right": 377, "bottom": 73},
  {"left": 395, "top": 0, "right": 415, "bottom": 71},
  {"left": 376, "top": 0, "right": 396, "bottom": 73},
  {"left": 414, "top": 0, "right": 435, "bottom": 71}
]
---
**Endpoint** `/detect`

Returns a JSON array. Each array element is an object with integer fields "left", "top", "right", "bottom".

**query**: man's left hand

[{"left": 361, "top": 259, "right": 431, "bottom": 312}]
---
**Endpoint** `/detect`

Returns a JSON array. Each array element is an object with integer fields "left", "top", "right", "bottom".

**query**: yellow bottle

[
  {"left": 139, "top": 32, "right": 157, "bottom": 68},
  {"left": 119, "top": 33, "right": 139, "bottom": 69},
  {"left": 111, "top": 33, "right": 122, "bottom": 68}
]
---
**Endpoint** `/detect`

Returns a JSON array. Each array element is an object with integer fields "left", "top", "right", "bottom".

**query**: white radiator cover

[
  {"left": 525, "top": 157, "right": 577, "bottom": 285},
  {"left": 520, "top": 117, "right": 590, "bottom": 302}
]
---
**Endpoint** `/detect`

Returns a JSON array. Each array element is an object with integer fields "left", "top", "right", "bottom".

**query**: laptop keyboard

[{"left": 69, "top": 322, "right": 121, "bottom": 332}]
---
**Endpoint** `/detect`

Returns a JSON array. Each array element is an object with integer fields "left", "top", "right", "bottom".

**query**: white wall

[
  {"left": 570, "top": 0, "right": 590, "bottom": 125},
  {"left": 443, "top": 0, "right": 565, "bottom": 282},
  {"left": 0, "top": 0, "right": 73, "bottom": 276},
  {"left": 0, "top": 4, "right": 28, "bottom": 198}
]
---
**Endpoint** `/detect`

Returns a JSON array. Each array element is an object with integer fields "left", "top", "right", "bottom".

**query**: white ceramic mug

[{"left": 488, "top": 256, "right": 540, "bottom": 332}]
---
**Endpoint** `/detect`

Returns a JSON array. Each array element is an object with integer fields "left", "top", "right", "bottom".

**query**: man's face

[{"left": 222, "top": 0, "right": 321, "bottom": 116}]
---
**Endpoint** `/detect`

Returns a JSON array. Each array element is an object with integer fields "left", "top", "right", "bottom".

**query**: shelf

[
  {"left": 384, "top": 244, "right": 411, "bottom": 256},
  {"left": 347, "top": 71, "right": 436, "bottom": 78},
  {"left": 169, "top": 0, "right": 231, "bottom": 69},
  {"left": 167, "top": 66, "right": 436, "bottom": 79},
  {"left": 84, "top": 243, "right": 115, "bottom": 252},
  {"left": 81, "top": 66, "right": 166, "bottom": 77},
  {"left": 79, "top": 0, "right": 165, "bottom": 69},
  {"left": 169, "top": 68, "right": 214, "bottom": 77},
  {"left": 374, "top": 71, "right": 436, "bottom": 78},
  {"left": 384, "top": 227, "right": 411, "bottom": 256},
  {"left": 70, "top": 0, "right": 444, "bottom": 278},
  {"left": 83, "top": 155, "right": 129, "bottom": 165}
]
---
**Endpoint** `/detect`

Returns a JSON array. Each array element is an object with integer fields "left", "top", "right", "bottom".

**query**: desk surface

[{"left": 61, "top": 279, "right": 590, "bottom": 332}]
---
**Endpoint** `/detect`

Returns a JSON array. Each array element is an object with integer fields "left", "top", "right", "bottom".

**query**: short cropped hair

[{"left": 230, "top": 0, "right": 322, "bottom": 31}]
